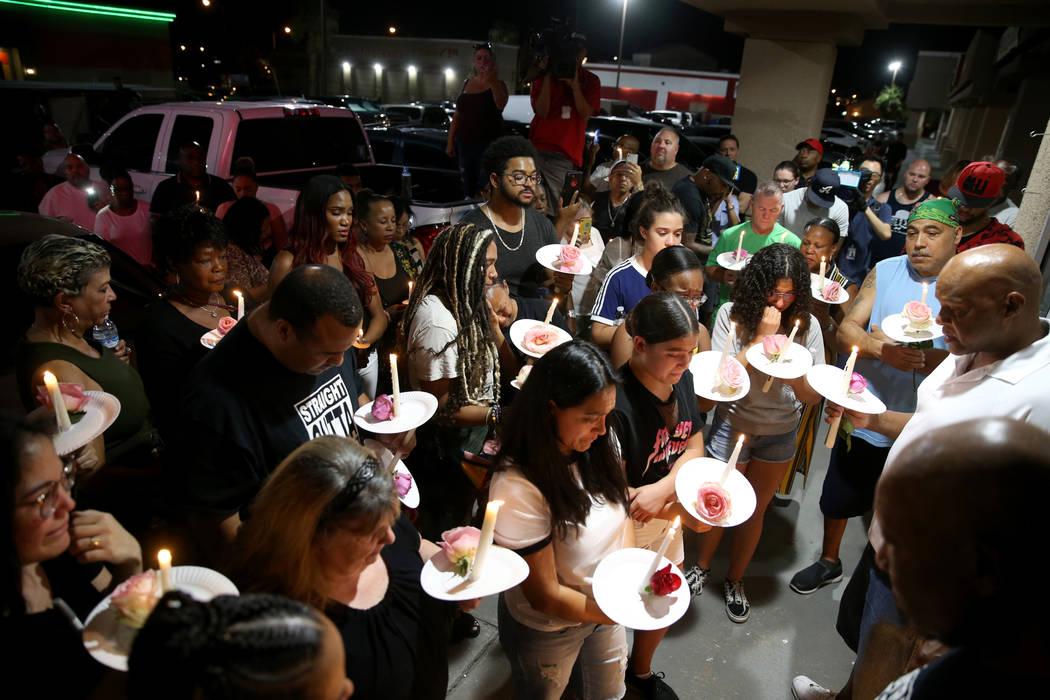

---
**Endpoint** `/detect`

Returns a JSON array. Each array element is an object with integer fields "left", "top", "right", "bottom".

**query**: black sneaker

[
  {"left": 625, "top": 670, "right": 679, "bottom": 700},
  {"left": 789, "top": 558, "right": 843, "bottom": 595},
  {"left": 723, "top": 579, "right": 750, "bottom": 623},
  {"left": 684, "top": 565, "right": 709, "bottom": 597}
]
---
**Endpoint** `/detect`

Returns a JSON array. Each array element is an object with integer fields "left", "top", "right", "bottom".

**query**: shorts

[
  {"left": 819, "top": 436, "right": 890, "bottom": 519},
  {"left": 632, "top": 518, "right": 685, "bottom": 566},
  {"left": 708, "top": 414, "right": 798, "bottom": 464}
]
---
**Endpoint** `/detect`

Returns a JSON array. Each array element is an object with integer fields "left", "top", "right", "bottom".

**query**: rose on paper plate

[
  {"left": 216, "top": 315, "right": 238, "bottom": 336},
  {"left": 715, "top": 357, "right": 746, "bottom": 395},
  {"left": 394, "top": 471, "right": 413, "bottom": 498},
  {"left": 902, "top": 301, "right": 933, "bottom": 329},
  {"left": 556, "top": 245, "right": 583, "bottom": 273},
  {"left": 696, "top": 482, "right": 732, "bottom": 522},
  {"left": 440, "top": 526, "right": 481, "bottom": 576},
  {"left": 645, "top": 564, "right": 682, "bottom": 596},
  {"left": 35, "top": 382, "right": 90, "bottom": 417},
  {"left": 371, "top": 394, "right": 394, "bottom": 421},
  {"left": 762, "top": 334, "right": 789, "bottom": 362},
  {"left": 847, "top": 372, "right": 867, "bottom": 396},
  {"left": 734, "top": 249, "right": 750, "bottom": 263},
  {"left": 821, "top": 280, "right": 842, "bottom": 302},
  {"left": 110, "top": 570, "right": 162, "bottom": 629},
  {"left": 523, "top": 325, "right": 562, "bottom": 355}
]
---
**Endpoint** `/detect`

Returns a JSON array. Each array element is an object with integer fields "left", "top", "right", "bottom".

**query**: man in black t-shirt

[
  {"left": 176, "top": 265, "right": 368, "bottom": 563},
  {"left": 149, "top": 141, "right": 235, "bottom": 220}
]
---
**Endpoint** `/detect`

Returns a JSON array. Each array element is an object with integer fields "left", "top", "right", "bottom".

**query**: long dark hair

[
  {"left": 632, "top": 182, "right": 685, "bottom": 244},
  {"left": 645, "top": 245, "right": 701, "bottom": 288},
  {"left": 730, "top": 243, "right": 813, "bottom": 345},
  {"left": 625, "top": 291, "right": 698, "bottom": 346},
  {"left": 497, "top": 341, "right": 628, "bottom": 539},
  {"left": 290, "top": 175, "right": 374, "bottom": 304}
]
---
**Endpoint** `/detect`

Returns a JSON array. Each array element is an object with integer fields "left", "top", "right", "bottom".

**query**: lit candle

[
  {"left": 819, "top": 256, "right": 827, "bottom": 291},
  {"left": 543, "top": 297, "right": 558, "bottom": 326},
  {"left": 825, "top": 346, "right": 859, "bottom": 448},
  {"left": 469, "top": 499, "right": 504, "bottom": 581},
  {"left": 735, "top": 231, "right": 744, "bottom": 261},
  {"left": 569, "top": 222, "right": 580, "bottom": 248},
  {"left": 920, "top": 281, "right": 929, "bottom": 305},
  {"left": 42, "top": 371, "right": 71, "bottom": 430},
  {"left": 720, "top": 434, "right": 745, "bottom": 483},
  {"left": 157, "top": 549, "right": 172, "bottom": 594},
  {"left": 763, "top": 319, "right": 801, "bottom": 392},
  {"left": 640, "top": 516, "right": 681, "bottom": 592},
  {"left": 233, "top": 289, "right": 244, "bottom": 320},
  {"left": 408, "top": 280, "right": 413, "bottom": 296},
  {"left": 389, "top": 353, "right": 401, "bottom": 418},
  {"left": 616, "top": 146, "right": 623, "bottom": 161},
  {"left": 194, "top": 190, "right": 200, "bottom": 205}
]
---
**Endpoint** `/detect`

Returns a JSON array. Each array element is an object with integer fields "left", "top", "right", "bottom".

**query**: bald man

[
  {"left": 873, "top": 160, "right": 931, "bottom": 265},
  {"left": 37, "top": 153, "right": 112, "bottom": 230},
  {"left": 641, "top": 128, "right": 692, "bottom": 190},
  {"left": 874, "top": 418, "right": 1050, "bottom": 697}
]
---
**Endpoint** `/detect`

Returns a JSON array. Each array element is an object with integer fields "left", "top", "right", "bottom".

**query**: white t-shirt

[
  {"left": 38, "top": 181, "right": 112, "bottom": 231},
  {"left": 778, "top": 187, "right": 850, "bottom": 240},
  {"left": 406, "top": 294, "right": 494, "bottom": 400},
  {"left": 988, "top": 198, "right": 1019, "bottom": 229},
  {"left": 94, "top": 201, "right": 152, "bottom": 266},
  {"left": 491, "top": 465, "right": 628, "bottom": 631}
]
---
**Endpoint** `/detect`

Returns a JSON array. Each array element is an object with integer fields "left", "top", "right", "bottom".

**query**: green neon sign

[{"left": 0, "top": 0, "right": 176, "bottom": 22}]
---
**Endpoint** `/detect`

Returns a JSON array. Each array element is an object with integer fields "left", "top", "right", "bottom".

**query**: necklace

[
  {"left": 172, "top": 291, "right": 222, "bottom": 318},
  {"left": 481, "top": 204, "right": 525, "bottom": 252}
]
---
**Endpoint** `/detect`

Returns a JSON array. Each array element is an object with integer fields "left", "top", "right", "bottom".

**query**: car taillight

[
  {"left": 412, "top": 223, "right": 446, "bottom": 254},
  {"left": 283, "top": 107, "right": 320, "bottom": 117}
]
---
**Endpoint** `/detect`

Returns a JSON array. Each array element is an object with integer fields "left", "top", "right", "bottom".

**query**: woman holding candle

[
  {"left": 1, "top": 413, "right": 142, "bottom": 697},
  {"left": 607, "top": 292, "right": 711, "bottom": 698},
  {"left": 692, "top": 244, "right": 825, "bottom": 623},
  {"left": 491, "top": 340, "right": 632, "bottom": 700},
  {"left": 231, "top": 435, "right": 470, "bottom": 700},
  {"left": 135, "top": 206, "right": 232, "bottom": 439}
]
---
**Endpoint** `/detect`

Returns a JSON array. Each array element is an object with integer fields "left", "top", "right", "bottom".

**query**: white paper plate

[
  {"left": 82, "top": 566, "right": 239, "bottom": 671},
  {"left": 200, "top": 328, "right": 224, "bottom": 349},
  {"left": 420, "top": 546, "right": 528, "bottom": 601},
  {"left": 805, "top": 365, "right": 888, "bottom": 415},
  {"left": 354, "top": 391, "right": 438, "bottom": 434},
  {"left": 363, "top": 439, "right": 420, "bottom": 508},
  {"left": 810, "top": 273, "right": 851, "bottom": 305},
  {"left": 880, "top": 313, "right": 943, "bottom": 343},
  {"left": 592, "top": 549, "right": 690, "bottom": 630},
  {"left": 744, "top": 341, "right": 813, "bottom": 380},
  {"left": 52, "top": 391, "right": 120, "bottom": 456},
  {"left": 508, "top": 319, "right": 572, "bottom": 359},
  {"left": 689, "top": 351, "right": 750, "bottom": 402},
  {"left": 535, "top": 243, "right": 594, "bottom": 276},
  {"left": 675, "top": 457, "right": 757, "bottom": 528},
  {"left": 715, "top": 251, "right": 750, "bottom": 271}
]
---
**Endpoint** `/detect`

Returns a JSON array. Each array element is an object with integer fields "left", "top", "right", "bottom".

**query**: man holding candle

[
  {"left": 149, "top": 141, "right": 234, "bottom": 221},
  {"left": 790, "top": 198, "right": 957, "bottom": 597},
  {"left": 485, "top": 279, "right": 570, "bottom": 365}
]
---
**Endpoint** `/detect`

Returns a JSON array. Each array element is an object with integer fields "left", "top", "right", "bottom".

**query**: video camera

[
  {"left": 834, "top": 160, "right": 875, "bottom": 210},
  {"left": 527, "top": 19, "right": 585, "bottom": 80}
]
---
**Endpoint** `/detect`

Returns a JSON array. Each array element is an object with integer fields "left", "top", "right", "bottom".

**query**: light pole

[
  {"left": 615, "top": 0, "right": 628, "bottom": 98},
  {"left": 888, "top": 60, "right": 902, "bottom": 87}
]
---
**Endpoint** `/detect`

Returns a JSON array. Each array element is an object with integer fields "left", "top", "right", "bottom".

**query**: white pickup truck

[{"left": 85, "top": 100, "right": 470, "bottom": 230}]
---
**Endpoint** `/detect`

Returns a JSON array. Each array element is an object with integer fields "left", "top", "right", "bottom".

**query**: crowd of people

[{"left": 2, "top": 35, "right": 1047, "bottom": 700}]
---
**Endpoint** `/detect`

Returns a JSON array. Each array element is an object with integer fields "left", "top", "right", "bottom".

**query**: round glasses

[{"left": 26, "top": 456, "right": 77, "bottom": 520}]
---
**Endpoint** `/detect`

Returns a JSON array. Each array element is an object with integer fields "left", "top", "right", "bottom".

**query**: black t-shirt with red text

[{"left": 609, "top": 362, "right": 703, "bottom": 487}]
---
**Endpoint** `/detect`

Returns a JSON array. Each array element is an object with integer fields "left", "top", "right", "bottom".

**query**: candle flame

[
  {"left": 821, "top": 255, "right": 825, "bottom": 262},
  {"left": 736, "top": 434, "right": 745, "bottom": 444},
  {"left": 851, "top": 345, "right": 859, "bottom": 353},
  {"left": 794, "top": 319, "right": 800, "bottom": 327},
  {"left": 671, "top": 515, "right": 681, "bottom": 529},
  {"left": 233, "top": 289, "right": 243, "bottom": 299},
  {"left": 488, "top": 499, "right": 505, "bottom": 509},
  {"left": 42, "top": 370, "right": 57, "bottom": 385},
  {"left": 157, "top": 549, "right": 171, "bottom": 566}
]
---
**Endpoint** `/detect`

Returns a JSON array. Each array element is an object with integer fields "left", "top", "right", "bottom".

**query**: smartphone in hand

[{"left": 561, "top": 170, "right": 583, "bottom": 207}]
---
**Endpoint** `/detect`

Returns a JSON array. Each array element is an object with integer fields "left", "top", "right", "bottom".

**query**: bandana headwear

[{"left": 908, "top": 198, "right": 959, "bottom": 226}]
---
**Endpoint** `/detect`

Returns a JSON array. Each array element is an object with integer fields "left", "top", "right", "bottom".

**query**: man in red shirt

[
  {"left": 949, "top": 161, "right": 1024, "bottom": 252},
  {"left": 530, "top": 35, "right": 600, "bottom": 214}
]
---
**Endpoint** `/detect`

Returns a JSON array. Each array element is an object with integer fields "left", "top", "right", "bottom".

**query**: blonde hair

[{"left": 17, "top": 235, "right": 111, "bottom": 307}]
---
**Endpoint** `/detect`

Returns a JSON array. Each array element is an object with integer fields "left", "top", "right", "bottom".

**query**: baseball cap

[
  {"left": 702, "top": 154, "right": 739, "bottom": 192},
  {"left": 948, "top": 161, "right": 1005, "bottom": 208},
  {"left": 806, "top": 169, "right": 840, "bottom": 208},
  {"left": 796, "top": 138, "right": 824, "bottom": 156}
]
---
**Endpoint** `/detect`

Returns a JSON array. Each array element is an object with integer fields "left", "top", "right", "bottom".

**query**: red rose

[{"left": 647, "top": 563, "right": 682, "bottom": 596}]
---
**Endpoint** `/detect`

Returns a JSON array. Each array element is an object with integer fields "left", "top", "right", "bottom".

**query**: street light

[
  {"left": 615, "top": 0, "right": 628, "bottom": 97},
  {"left": 388, "top": 26, "right": 397, "bottom": 34},
  {"left": 888, "top": 60, "right": 902, "bottom": 86},
  {"left": 283, "top": 25, "right": 292, "bottom": 34}
]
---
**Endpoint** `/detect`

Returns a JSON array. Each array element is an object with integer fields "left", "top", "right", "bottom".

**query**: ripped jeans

[{"left": 498, "top": 594, "right": 627, "bottom": 700}]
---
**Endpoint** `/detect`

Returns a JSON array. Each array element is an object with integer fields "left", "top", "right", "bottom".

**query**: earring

[{"left": 61, "top": 310, "right": 81, "bottom": 335}]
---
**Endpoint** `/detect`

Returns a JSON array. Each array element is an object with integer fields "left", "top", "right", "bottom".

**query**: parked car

[
  {"left": 316, "top": 95, "right": 394, "bottom": 127},
  {"left": 381, "top": 103, "right": 452, "bottom": 129},
  {"left": 648, "top": 110, "right": 694, "bottom": 128},
  {"left": 585, "top": 116, "right": 716, "bottom": 171},
  {"left": 685, "top": 123, "right": 732, "bottom": 150},
  {"left": 363, "top": 126, "right": 467, "bottom": 206}
]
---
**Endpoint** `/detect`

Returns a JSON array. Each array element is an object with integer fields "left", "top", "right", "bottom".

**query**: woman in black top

[
  {"left": 607, "top": 292, "right": 709, "bottom": 699},
  {"left": 447, "top": 43, "right": 508, "bottom": 197},
  {"left": 231, "top": 436, "right": 477, "bottom": 700}
]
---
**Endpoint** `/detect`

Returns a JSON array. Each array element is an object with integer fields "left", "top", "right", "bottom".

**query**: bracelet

[{"left": 487, "top": 405, "right": 503, "bottom": 428}]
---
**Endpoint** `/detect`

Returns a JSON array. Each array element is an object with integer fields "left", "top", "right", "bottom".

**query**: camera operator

[
  {"left": 529, "top": 33, "right": 600, "bottom": 215},
  {"left": 836, "top": 157, "right": 893, "bottom": 286}
]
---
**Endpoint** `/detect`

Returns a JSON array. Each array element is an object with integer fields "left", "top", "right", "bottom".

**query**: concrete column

[
  {"left": 1016, "top": 116, "right": 1050, "bottom": 262},
  {"left": 731, "top": 38, "right": 836, "bottom": 182}
]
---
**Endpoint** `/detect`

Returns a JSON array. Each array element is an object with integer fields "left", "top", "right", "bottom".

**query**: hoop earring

[{"left": 61, "top": 310, "right": 81, "bottom": 335}]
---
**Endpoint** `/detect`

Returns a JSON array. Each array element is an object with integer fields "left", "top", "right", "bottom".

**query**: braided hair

[
  {"left": 399, "top": 222, "right": 499, "bottom": 415},
  {"left": 128, "top": 591, "right": 334, "bottom": 700},
  {"left": 730, "top": 243, "right": 813, "bottom": 345}
]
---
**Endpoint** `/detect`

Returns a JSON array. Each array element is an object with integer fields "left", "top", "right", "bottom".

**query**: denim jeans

[{"left": 498, "top": 594, "right": 627, "bottom": 700}]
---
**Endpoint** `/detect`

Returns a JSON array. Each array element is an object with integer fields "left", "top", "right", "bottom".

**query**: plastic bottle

[
  {"left": 400, "top": 166, "right": 412, "bottom": 200},
  {"left": 91, "top": 315, "right": 120, "bottom": 350}
]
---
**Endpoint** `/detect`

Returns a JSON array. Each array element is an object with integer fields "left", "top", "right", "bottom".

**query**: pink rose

[
  {"left": 216, "top": 316, "right": 238, "bottom": 336},
  {"left": 716, "top": 357, "right": 746, "bottom": 393},
  {"left": 110, "top": 570, "right": 161, "bottom": 629},
  {"left": 646, "top": 563, "right": 683, "bottom": 596},
  {"left": 371, "top": 394, "right": 394, "bottom": 421},
  {"left": 696, "top": 482, "right": 732, "bottom": 522},
  {"left": 394, "top": 471, "right": 413, "bottom": 498},
  {"left": 762, "top": 334, "right": 789, "bottom": 361},
  {"left": 556, "top": 245, "right": 583, "bottom": 273},
  {"left": 35, "top": 382, "right": 89, "bottom": 413},
  {"left": 821, "top": 280, "right": 842, "bottom": 302},
  {"left": 902, "top": 301, "right": 932, "bottom": 329},
  {"left": 439, "top": 526, "right": 481, "bottom": 576},
  {"left": 848, "top": 372, "right": 868, "bottom": 396},
  {"left": 734, "top": 249, "right": 750, "bottom": 263},
  {"left": 523, "top": 325, "right": 562, "bottom": 355}
]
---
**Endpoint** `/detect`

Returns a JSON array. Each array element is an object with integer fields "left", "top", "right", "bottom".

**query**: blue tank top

[{"left": 853, "top": 254, "right": 947, "bottom": 448}]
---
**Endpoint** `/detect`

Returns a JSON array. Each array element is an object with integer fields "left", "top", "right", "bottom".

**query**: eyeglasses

[
  {"left": 505, "top": 171, "right": 542, "bottom": 187},
  {"left": 767, "top": 291, "right": 797, "bottom": 301},
  {"left": 25, "top": 456, "right": 77, "bottom": 520},
  {"left": 681, "top": 293, "right": 707, "bottom": 308}
]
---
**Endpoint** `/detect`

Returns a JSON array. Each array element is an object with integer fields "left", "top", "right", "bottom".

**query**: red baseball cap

[
  {"left": 796, "top": 138, "right": 824, "bottom": 156},
  {"left": 949, "top": 161, "right": 1005, "bottom": 208}
]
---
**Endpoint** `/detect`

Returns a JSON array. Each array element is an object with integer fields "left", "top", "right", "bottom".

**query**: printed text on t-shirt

[
  {"left": 644, "top": 421, "right": 693, "bottom": 476},
  {"left": 295, "top": 375, "right": 357, "bottom": 439}
]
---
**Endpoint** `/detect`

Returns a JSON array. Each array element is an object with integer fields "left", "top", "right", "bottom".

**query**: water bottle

[
  {"left": 400, "top": 166, "right": 412, "bottom": 200},
  {"left": 614, "top": 305, "right": 626, "bottom": 326},
  {"left": 92, "top": 315, "right": 120, "bottom": 350}
]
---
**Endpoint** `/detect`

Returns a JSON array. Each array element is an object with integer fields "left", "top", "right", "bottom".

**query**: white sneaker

[{"left": 791, "top": 675, "right": 835, "bottom": 700}]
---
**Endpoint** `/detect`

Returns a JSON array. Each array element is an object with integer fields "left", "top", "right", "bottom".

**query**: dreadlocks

[{"left": 400, "top": 222, "right": 499, "bottom": 416}]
